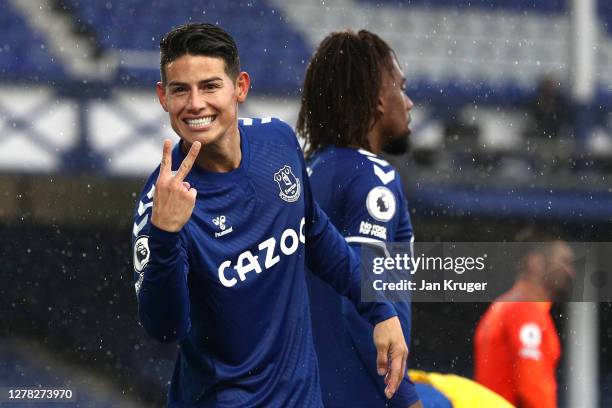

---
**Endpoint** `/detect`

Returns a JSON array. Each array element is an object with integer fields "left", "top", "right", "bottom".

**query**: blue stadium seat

[
  {"left": 0, "top": 3, "right": 66, "bottom": 81},
  {"left": 64, "top": 0, "right": 312, "bottom": 91},
  {"left": 0, "top": 340, "right": 127, "bottom": 406},
  {"left": 356, "top": 0, "right": 567, "bottom": 14},
  {"left": 599, "top": 3, "right": 612, "bottom": 36}
]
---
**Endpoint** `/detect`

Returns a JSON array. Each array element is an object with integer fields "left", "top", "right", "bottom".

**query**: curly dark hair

[
  {"left": 159, "top": 22, "right": 240, "bottom": 84},
  {"left": 296, "top": 30, "right": 396, "bottom": 158}
]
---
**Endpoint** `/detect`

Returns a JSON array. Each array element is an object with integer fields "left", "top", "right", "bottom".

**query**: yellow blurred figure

[{"left": 409, "top": 370, "right": 515, "bottom": 408}]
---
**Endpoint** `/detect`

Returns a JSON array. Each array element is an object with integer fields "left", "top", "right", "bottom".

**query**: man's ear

[
  {"left": 156, "top": 82, "right": 169, "bottom": 112},
  {"left": 236, "top": 72, "right": 251, "bottom": 103},
  {"left": 376, "top": 92, "right": 385, "bottom": 116}
]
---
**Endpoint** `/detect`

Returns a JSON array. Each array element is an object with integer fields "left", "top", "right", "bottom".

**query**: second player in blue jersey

[{"left": 297, "top": 30, "right": 422, "bottom": 408}]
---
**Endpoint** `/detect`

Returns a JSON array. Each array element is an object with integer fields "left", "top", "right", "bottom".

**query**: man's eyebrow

[
  {"left": 199, "top": 77, "right": 223, "bottom": 84},
  {"left": 167, "top": 77, "right": 223, "bottom": 87}
]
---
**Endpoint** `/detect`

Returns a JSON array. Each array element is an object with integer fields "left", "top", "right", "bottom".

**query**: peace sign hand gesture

[{"left": 151, "top": 139, "right": 202, "bottom": 232}]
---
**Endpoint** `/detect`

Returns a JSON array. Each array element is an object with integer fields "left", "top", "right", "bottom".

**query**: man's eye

[{"left": 172, "top": 87, "right": 187, "bottom": 94}]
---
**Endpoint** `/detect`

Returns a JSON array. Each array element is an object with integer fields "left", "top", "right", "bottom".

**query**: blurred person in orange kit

[{"left": 474, "top": 231, "right": 575, "bottom": 408}]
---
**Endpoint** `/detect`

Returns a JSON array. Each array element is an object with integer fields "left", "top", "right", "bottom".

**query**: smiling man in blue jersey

[
  {"left": 131, "top": 23, "right": 409, "bottom": 407},
  {"left": 296, "top": 30, "right": 422, "bottom": 408}
]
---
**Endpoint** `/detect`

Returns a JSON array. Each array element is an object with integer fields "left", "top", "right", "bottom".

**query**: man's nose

[
  {"left": 404, "top": 94, "right": 414, "bottom": 110},
  {"left": 188, "top": 91, "right": 206, "bottom": 111}
]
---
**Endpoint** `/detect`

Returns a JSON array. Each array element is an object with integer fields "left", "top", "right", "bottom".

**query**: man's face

[
  {"left": 379, "top": 57, "right": 414, "bottom": 155},
  {"left": 156, "top": 55, "right": 249, "bottom": 148},
  {"left": 543, "top": 241, "right": 575, "bottom": 300}
]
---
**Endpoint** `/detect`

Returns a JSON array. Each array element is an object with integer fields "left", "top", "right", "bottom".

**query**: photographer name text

[{"left": 373, "top": 279, "right": 488, "bottom": 293}]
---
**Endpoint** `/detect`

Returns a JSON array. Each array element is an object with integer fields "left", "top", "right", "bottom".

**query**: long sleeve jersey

[
  {"left": 131, "top": 118, "right": 397, "bottom": 407},
  {"left": 306, "top": 146, "right": 418, "bottom": 407},
  {"left": 474, "top": 296, "right": 560, "bottom": 408}
]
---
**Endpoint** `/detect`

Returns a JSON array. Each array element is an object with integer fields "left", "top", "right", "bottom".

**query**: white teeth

[{"left": 186, "top": 116, "right": 215, "bottom": 127}]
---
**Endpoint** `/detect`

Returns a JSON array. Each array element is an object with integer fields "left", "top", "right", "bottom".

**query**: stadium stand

[
  {"left": 0, "top": 0, "right": 610, "bottom": 211},
  {"left": 60, "top": 0, "right": 311, "bottom": 90},
  {"left": 0, "top": 338, "right": 137, "bottom": 407},
  {"left": 0, "top": 221, "right": 176, "bottom": 406},
  {"left": 358, "top": 0, "right": 567, "bottom": 13},
  {"left": 0, "top": 3, "right": 66, "bottom": 81}
]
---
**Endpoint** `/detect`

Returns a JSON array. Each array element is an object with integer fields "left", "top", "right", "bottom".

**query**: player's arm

[
  {"left": 133, "top": 140, "right": 201, "bottom": 343},
  {"left": 507, "top": 305, "right": 557, "bottom": 408},
  {"left": 303, "top": 178, "right": 407, "bottom": 399},
  {"left": 339, "top": 169, "right": 419, "bottom": 406},
  {"left": 296, "top": 150, "right": 406, "bottom": 399},
  {"left": 339, "top": 168, "right": 414, "bottom": 340}
]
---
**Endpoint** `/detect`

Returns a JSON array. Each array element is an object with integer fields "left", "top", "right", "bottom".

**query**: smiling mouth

[{"left": 184, "top": 115, "right": 217, "bottom": 129}]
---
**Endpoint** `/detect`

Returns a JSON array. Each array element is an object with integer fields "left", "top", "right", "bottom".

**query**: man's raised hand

[{"left": 151, "top": 140, "right": 201, "bottom": 232}]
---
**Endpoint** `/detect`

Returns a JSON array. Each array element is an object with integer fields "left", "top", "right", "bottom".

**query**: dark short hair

[
  {"left": 515, "top": 225, "right": 565, "bottom": 247},
  {"left": 514, "top": 225, "right": 566, "bottom": 271},
  {"left": 296, "top": 29, "right": 396, "bottom": 158},
  {"left": 159, "top": 23, "right": 240, "bottom": 84}
]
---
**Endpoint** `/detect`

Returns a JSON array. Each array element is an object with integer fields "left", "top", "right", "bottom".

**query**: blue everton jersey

[
  {"left": 306, "top": 146, "right": 417, "bottom": 408},
  {"left": 131, "top": 119, "right": 397, "bottom": 408}
]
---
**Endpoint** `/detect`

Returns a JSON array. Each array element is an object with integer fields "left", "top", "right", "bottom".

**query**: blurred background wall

[{"left": 1, "top": 0, "right": 611, "bottom": 406}]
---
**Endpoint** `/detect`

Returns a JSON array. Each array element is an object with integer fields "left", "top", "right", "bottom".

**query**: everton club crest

[{"left": 274, "top": 165, "right": 301, "bottom": 203}]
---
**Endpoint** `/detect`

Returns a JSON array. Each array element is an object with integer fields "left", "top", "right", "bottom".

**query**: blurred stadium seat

[
  {"left": 0, "top": 1, "right": 610, "bottom": 241},
  {"left": 0, "top": 338, "right": 142, "bottom": 407},
  {"left": 0, "top": 0, "right": 610, "bottom": 212},
  {"left": 0, "top": 3, "right": 66, "bottom": 81},
  {"left": 61, "top": 0, "right": 311, "bottom": 90}
]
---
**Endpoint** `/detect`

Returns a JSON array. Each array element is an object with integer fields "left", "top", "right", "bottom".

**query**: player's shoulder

[
  {"left": 315, "top": 148, "right": 403, "bottom": 218},
  {"left": 345, "top": 149, "right": 401, "bottom": 196},
  {"left": 495, "top": 301, "right": 549, "bottom": 327},
  {"left": 239, "top": 117, "right": 298, "bottom": 147},
  {"left": 311, "top": 147, "right": 396, "bottom": 176},
  {"left": 310, "top": 148, "right": 403, "bottom": 208},
  {"left": 353, "top": 149, "right": 398, "bottom": 182}
]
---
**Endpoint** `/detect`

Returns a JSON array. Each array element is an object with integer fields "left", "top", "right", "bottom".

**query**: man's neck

[
  {"left": 501, "top": 278, "right": 552, "bottom": 303},
  {"left": 366, "top": 127, "right": 383, "bottom": 155},
  {"left": 184, "top": 125, "right": 242, "bottom": 173}
]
